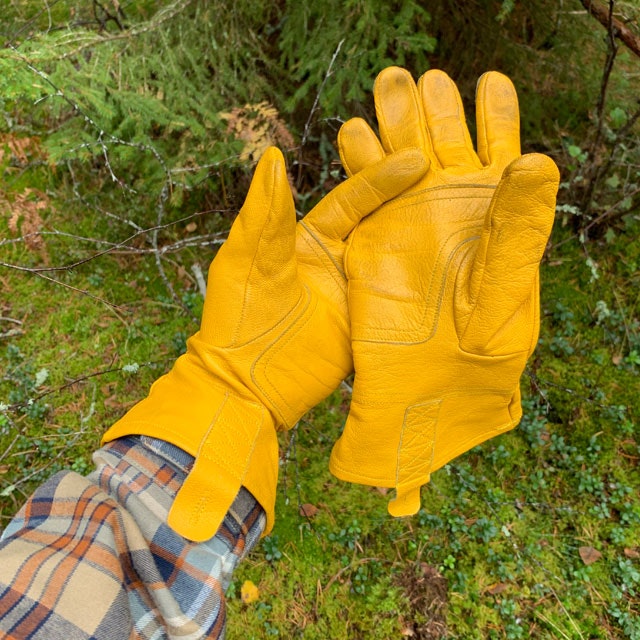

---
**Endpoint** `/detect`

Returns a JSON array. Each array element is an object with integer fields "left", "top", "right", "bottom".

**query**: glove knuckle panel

[{"left": 251, "top": 287, "right": 350, "bottom": 429}]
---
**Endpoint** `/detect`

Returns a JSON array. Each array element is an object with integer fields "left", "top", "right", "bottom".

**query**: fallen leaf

[
  {"left": 299, "top": 503, "right": 319, "bottom": 518},
  {"left": 579, "top": 546, "right": 602, "bottom": 565},
  {"left": 241, "top": 580, "right": 259, "bottom": 604},
  {"left": 103, "top": 394, "right": 127, "bottom": 409},
  {"left": 486, "top": 582, "right": 509, "bottom": 595},
  {"left": 624, "top": 548, "right": 640, "bottom": 559}
]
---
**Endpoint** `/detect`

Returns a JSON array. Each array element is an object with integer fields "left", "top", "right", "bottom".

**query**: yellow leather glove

[
  {"left": 103, "top": 146, "right": 427, "bottom": 541},
  {"left": 329, "top": 67, "right": 560, "bottom": 517}
]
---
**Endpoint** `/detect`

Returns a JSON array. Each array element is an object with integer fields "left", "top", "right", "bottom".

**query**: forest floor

[{"left": 0, "top": 137, "right": 639, "bottom": 639}]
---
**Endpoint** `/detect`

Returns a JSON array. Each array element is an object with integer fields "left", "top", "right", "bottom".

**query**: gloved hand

[
  {"left": 103, "top": 145, "right": 427, "bottom": 541},
  {"left": 329, "top": 67, "right": 559, "bottom": 516}
]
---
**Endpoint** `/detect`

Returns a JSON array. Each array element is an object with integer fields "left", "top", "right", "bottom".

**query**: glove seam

[
  {"left": 250, "top": 285, "right": 316, "bottom": 428},
  {"left": 299, "top": 221, "right": 346, "bottom": 279},
  {"left": 380, "top": 183, "right": 496, "bottom": 204},
  {"left": 349, "top": 230, "right": 478, "bottom": 343},
  {"left": 234, "top": 164, "right": 284, "bottom": 346}
]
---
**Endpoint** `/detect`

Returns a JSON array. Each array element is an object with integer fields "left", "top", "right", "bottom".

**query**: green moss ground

[{"left": 1, "top": 151, "right": 639, "bottom": 640}]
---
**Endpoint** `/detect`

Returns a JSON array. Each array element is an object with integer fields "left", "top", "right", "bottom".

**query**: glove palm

[
  {"left": 329, "top": 68, "right": 559, "bottom": 516},
  {"left": 103, "top": 146, "right": 427, "bottom": 540}
]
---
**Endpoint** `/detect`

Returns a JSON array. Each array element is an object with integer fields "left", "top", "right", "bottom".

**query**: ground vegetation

[{"left": 1, "top": 1, "right": 639, "bottom": 637}]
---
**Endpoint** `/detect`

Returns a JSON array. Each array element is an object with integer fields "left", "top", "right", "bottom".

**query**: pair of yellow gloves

[{"left": 103, "top": 68, "right": 559, "bottom": 542}]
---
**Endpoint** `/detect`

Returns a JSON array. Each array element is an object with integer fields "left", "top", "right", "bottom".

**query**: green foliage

[
  {"left": 262, "top": 535, "right": 283, "bottom": 563},
  {"left": 1, "top": 1, "right": 289, "bottom": 230},
  {"left": 1, "top": 1, "right": 640, "bottom": 638},
  {"left": 2, "top": 343, "right": 49, "bottom": 420},
  {"left": 278, "top": 0, "right": 436, "bottom": 116},
  {"left": 3, "top": 0, "right": 638, "bottom": 237}
]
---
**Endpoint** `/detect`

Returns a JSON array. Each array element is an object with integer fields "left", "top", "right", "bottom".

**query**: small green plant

[
  {"left": 608, "top": 603, "right": 640, "bottom": 640},
  {"left": 262, "top": 535, "right": 283, "bottom": 564},
  {"left": 2, "top": 344, "right": 49, "bottom": 420},
  {"left": 351, "top": 560, "right": 384, "bottom": 596},
  {"left": 328, "top": 519, "right": 362, "bottom": 551}
]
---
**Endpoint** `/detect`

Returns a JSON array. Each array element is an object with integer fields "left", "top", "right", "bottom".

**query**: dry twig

[{"left": 580, "top": 0, "right": 640, "bottom": 58}]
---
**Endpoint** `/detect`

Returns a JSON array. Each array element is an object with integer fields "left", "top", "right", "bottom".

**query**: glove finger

[
  {"left": 459, "top": 153, "right": 559, "bottom": 353},
  {"left": 373, "top": 66, "right": 433, "bottom": 161},
  {"left": 222, "top": 146, "right": 296, "bottom": 272},
  {"left": 303, "top": 147, "right": 428, "bottom": 242},
  {"left": 418, "top": 69, "right": 482, "bottom": 170},
  {"left": 201, "top": 146, "right": 299, "bottom": 346},
  {"left": 338, "top": 117, "right": 385, "bottom": 177},
  {"left": 475, "top": 71, "right": 521, "bottom": 168}
]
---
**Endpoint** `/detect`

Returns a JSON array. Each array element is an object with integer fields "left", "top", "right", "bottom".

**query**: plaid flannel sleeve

[{"left": 0, "top": 435, "right": 266, "bottom": 640}]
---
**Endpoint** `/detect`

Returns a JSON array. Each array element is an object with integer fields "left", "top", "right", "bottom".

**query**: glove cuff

[
  {"left": 330, "top": 388, "right": 522, "bottom": 518},
  {"left": 102, "top": 351, "right": 279, "bottom": 541}
]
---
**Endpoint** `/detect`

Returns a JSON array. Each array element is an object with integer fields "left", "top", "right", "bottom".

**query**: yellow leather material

[
  {"left": 103, "top": 146, "right": 427, "bottom": 541},
  {"left": 329, "top": 68, "right": 560, "bottom": 516}
]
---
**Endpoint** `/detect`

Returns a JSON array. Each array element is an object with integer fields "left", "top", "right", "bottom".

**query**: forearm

[{"left": 0, "top": 436, "right": 265, "bottom": 640}]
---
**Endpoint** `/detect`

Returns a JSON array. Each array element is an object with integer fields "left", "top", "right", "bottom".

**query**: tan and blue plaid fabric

[{"left": 0, "top": 436, "right": 265, "bottom": 639}]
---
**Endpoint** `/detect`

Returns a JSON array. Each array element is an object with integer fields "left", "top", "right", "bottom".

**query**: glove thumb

[
  {"left": 458, "top": 153, "right": 559, "bottom": 355},
  {"left": 201, "top": 146, "right": 299, "bottom": 345}
]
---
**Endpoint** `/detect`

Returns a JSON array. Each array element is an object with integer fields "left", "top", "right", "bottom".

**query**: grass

[
  {"left": 225, "top": 210, "right": 640, "bottom": 638},
  {"left": 1, "top": 135, "right": 639, "bottom": 640},
  {"left": 1, "top": 2, "right": 639, "bottom": 635}
]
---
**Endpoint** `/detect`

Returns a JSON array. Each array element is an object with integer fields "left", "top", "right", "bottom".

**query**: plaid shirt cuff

[{"left": 0, "top": 435, "right": 265, "bottom": 640}]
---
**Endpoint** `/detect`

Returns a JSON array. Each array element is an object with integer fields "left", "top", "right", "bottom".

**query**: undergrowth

[{"left": 1, "top": 1, "right": 639, "bottom": 638}]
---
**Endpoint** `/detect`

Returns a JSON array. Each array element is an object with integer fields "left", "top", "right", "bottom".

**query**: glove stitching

[
  {"left": 299, "top": 221, "right": 346, "bottom": 280},
  {"left": 103, "top": 371, "right": 268, "bottom": 454},
  {"left": 458, "top": 176, "right": 542, "bottom": 356},
  {"left": 351, "top": 229, "right": 479, "bottom": 344},
  {"left": 234, "top": 168, "right": 285, "bottom": 346},
  {"left": 384, "top": 182, "right": 496, "bottom": 203},
  {"left": 464, "top": 176, "right": 504, "bottom": 313},
  {"left": 396, "top": 401, "right": 439, "bottom": 487},
  {"left": 219, "top": 290, "right": 304, "bottom": 349},
  {"left": 349, "top": 385, "right": 517, "bottom": 408},
  {"left": 333, "top": 398, "right": 519, "bottom": 486},
  {"left": 251, "top": 285, "right": 318, "bottom": 428},
  {"left": 172, "top": 392, "right": 267, "bottom": 539}
]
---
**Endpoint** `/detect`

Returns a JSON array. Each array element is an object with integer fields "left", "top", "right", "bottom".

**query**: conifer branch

[
  {"left": 49, "top": 0, "right": 196, "bottom": 61},
  {"left": 580, "top": 0, "right": 640, "bottom": 58}
]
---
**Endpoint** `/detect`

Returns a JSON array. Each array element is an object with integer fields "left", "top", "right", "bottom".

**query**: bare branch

[
  {"left": 32, "top": 271, "right": 127, "bottom": 311},
  {"left": 296, "top": 38, "right": 345, "bottom": 189},
  {"left": 190, "top": 263, "right": 207, "bottom": 298},
  {"left": 0, "top": 210, "right": 225, "bottom": 272},
  {"left": 577, "top": 0, "right": 619, "bottom": 221},
  {"left": 580, "top": 0, "right": 640, "bottom": 58}
]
